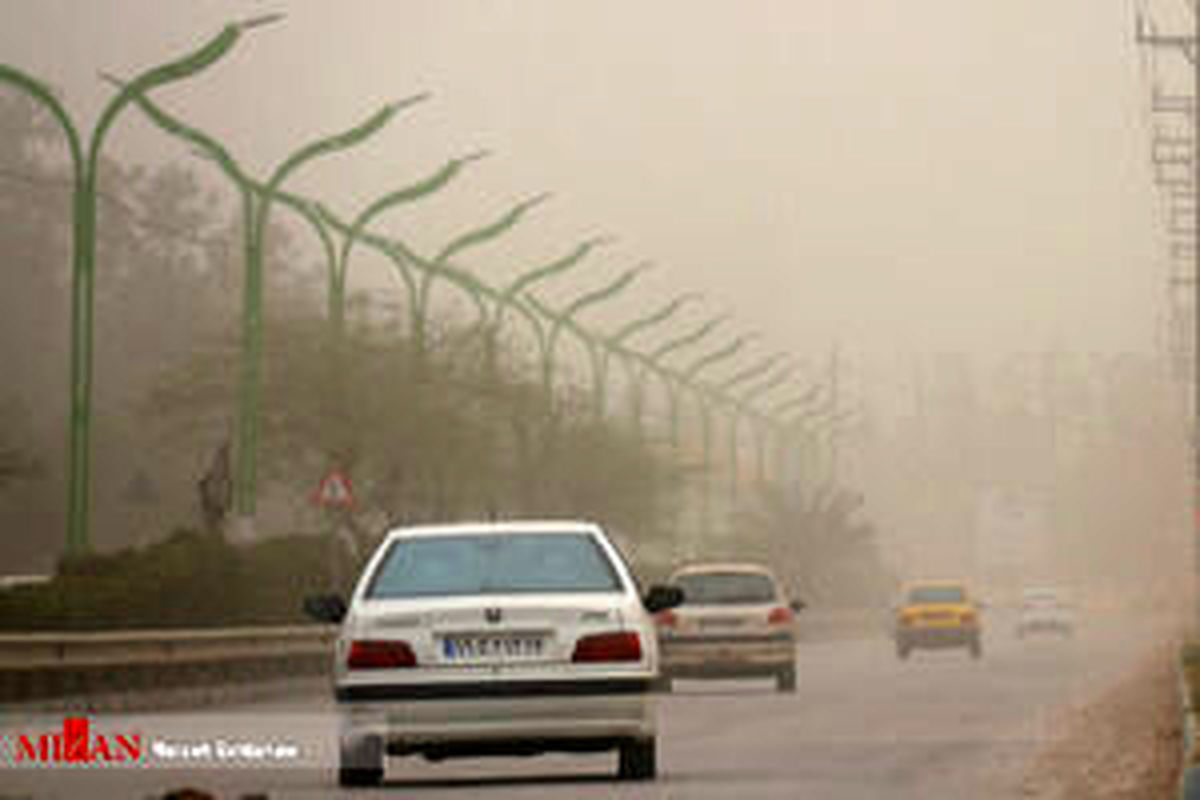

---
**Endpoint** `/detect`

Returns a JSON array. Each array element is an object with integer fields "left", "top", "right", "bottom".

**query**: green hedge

[{"left": 0, "top": 529, "right": 349, "bottom": 631}]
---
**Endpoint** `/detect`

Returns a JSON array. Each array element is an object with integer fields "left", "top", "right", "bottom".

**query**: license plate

[
  {"left": 442, "top": 635, "right": 546, "bottom": 661},
  {"left": 699, "top": 617, "right": 744, "bottom": 628}
]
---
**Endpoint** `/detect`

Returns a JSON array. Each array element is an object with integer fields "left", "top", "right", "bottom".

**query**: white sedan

[
  {"left": 304, "top": 520, "right": 683, "bottom": 788},
  {"left": 1015, "top": 587, "right": 1075, "bottom": 638}
]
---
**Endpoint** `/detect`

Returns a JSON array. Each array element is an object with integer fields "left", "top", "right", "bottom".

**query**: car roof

[
  {"left": 382, "top": 520, "right": 605, "bottom": 541},
  {"left": 670, "top": 562, "right": 778, "bottom": 578}
]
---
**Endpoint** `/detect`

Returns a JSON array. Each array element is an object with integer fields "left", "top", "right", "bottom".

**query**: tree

[{"left": 735, "top": 480, "right": 893, "bottom": 608}]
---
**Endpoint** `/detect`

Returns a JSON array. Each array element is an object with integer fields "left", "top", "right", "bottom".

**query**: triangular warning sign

[{"left": 313, "top": 470, "right": 355, "bottom": 509}]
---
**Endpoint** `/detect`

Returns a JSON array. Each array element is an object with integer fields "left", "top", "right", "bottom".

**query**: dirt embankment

[{"left": 1022, "top": 644, "right": 1182, "bottom": 799}]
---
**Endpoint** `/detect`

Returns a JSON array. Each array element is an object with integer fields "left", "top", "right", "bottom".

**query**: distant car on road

[
  {"left": 304, "top": 520, "right": 683, "bottom": 787},
  {"left": 893, "top": 580, "right": 982, "bottom": 660},
  {"left": 655, "top": 562, "right": 803, "bottom": 692},
  {"left": 1016, "top": 587, "right": 1075, "bottom": 638}
]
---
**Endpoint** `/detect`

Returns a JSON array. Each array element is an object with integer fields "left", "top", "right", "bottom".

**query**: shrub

[{"left": 0, "top": 529, "right": 343, "bottom": 631}]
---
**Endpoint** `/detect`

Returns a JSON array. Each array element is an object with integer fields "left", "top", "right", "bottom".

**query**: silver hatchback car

[
  {"left": 304, "top": 520, "right": 683, "bottom": 787},
  {"left": 655, "top": 562, "right": 803, "bottom": 692}
]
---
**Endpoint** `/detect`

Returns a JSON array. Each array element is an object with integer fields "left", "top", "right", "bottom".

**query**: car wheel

[
  {"left": 776, "top": 666, "right": 796, "bottom": 692},
  {"left": 618, "top": 737, "right": 656, "bottom": 780},
  {"left": 896, "top": 641, "right": 911, "bottom": 660},
  {"left": 653, "top": 675, "right": 673, "bottom": 693},
  {"left": 338, "top": 735, "right": 383, "bottom": 788},
  {"left": 969, "top": 639, "right": 982, "bottom": 659}
]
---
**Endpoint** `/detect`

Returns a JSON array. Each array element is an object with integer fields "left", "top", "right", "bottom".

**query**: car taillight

[
  {"left": 654, "top": 610, "right": 678, "bottom": 628},
  {"left": 572, "top": 631, "right": 642, "bottom": 663},
  {"left": 346, "top": 639, "right": 417, "bottom": 669},
  {"left": 767, "top": 606, "right": 794, "bottom": 625},
  {"left": 960, "top": 611, "right": 977, "bottom": 625}
]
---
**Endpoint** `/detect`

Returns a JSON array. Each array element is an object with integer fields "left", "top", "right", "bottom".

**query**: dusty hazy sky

[{"left": 0, "top": 0, "right": 1173, "bottom": 368}]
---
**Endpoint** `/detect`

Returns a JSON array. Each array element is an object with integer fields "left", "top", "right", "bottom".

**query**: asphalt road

[{"left": 0, "top": 616, "right": 1168, "bottom": 799}]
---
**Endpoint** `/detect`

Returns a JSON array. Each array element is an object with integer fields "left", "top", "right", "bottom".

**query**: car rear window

[
  {"left": 676, "top": 572, "right": 777, "bottom": 605},
  {"left": 365, "top": 532, "right": 622, "bottom": 598},
  {"left": 907, "top": 585, "right": 966, "bottom": 604}
]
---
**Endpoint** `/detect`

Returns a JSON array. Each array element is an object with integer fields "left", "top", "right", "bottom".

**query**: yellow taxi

[{"left": 893, "top": 580, "right": 982, "bottom": 660}]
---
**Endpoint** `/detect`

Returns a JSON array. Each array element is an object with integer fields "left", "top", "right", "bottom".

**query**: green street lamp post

[
  {"left": 233, "top": 97, "right": 423, "bottom": 525},
  {"left": 739, "top": 363, "right": 799, "bottom": 484},
  {"left": 772, "top": 392, "right": 834, "bottom": 491},
  {"left": 648, "top": 313, "right": 730, "bottom": 449},
  {"left": 681, "top": 333, "right": 758, "bottom": 540},
  {"left": 482, "top": 236, "right": 613, "bottom": 385},
  {"left": 601, "top": 292, "right": 702, "bottom": 430},
  {"left": 113, "top": 73, "right": 426, "bottom": 527},
  {"left": 717, "top": 352, "right": 785, "bottom": 504},
  {"left": 0, "top": 15, "right": 275, "bottom": 554},
  {"left": 323, "top": 152, "right": 490, "bottom": 343},
  {"left": 397, "top": 192, "right": 552, "bottom": 370},
  {"left": 308, "top": 205, "right": 515, "bottom": 342},
  {"left": 525, "top": 261, "right": 653, "bottom": 410}
]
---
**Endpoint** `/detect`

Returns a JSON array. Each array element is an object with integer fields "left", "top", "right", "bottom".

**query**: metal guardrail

[
  {"left": 0, "top": 625, "right": 338, "bottom": 704},
  {"left": 0, "top": 614, "right": 882, "bottom": 706}
]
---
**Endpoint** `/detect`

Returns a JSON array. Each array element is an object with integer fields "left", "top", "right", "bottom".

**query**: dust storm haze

[{"left": 0, "top": 1, "right": 1190, "bottom": 616}]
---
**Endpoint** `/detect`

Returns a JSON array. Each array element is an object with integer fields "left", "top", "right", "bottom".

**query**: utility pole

[{"left": 1136, "top": 6, "right": 1200, "bottom": 626}]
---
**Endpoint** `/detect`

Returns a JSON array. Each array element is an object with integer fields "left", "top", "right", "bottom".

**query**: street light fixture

[
  {"left": 524, "top": 260, "right": 654, "bottom": 404},
  {"left": 231, "top": 95, "right": 425, "bottom": 523},
  {"left": 602, "top": 291, "right": 703, "bottom": 426},
  {"left": 325, "top": 150, "right": 490, "bottom": 338},
  {"left": 0, "top": 16, "right": 271, "bottom": 554},
  {"left": 715, "top": 351, "right": 786, "bottom": 503}
]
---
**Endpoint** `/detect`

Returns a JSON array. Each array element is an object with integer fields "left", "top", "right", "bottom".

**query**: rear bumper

[
  {"left": 1018, "top": 618, "right": 1073, "bottom": 633},
  {"left": 337, "top": 678, "right": 655, "bottom": 755},
  {"left": 659, "top": 635, "right": 794, "bottom": 677},
  {"left": 897, "top": 627, "right": 978, "bottom": 648}
]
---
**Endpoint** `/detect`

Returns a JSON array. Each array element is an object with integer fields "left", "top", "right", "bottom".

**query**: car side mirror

[
  {"left": 303, "top": 593, "right": 347, "bottom": 624},
  {"left": 790, "top": 599, "right": 806, "bottom": 613},
  {"left": 643, "top": 584, "right": 685, "bottom": 614}
]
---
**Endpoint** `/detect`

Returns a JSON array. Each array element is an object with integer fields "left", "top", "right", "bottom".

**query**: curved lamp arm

[
  {"left": 610, "top": 291, "right": 702, "bottom": 345},
  {"left": 682, "top": 333, "right": 759, "bottom": 382},
  {"left": 648, "top": 313, "right": 730, "bottom": 362}
]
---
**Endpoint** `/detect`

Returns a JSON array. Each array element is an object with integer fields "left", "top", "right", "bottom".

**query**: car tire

[
  {"left": 618, "top": 737, "right": 656, "bottom": 780},
  {"left": 969, "top": 639, "right": 982, "bottom": 659},
  {"left": 338, "top": 735, "right": 383, "bottom": 788},
  {"left": 896, "top": 641, "right": 911, "bottom": 660},
  {"left": 776, "top": 666, "right": 796, "bottom": 692},
  {"left": 653, "top": 675, "right": 673, "bottom": 693}
]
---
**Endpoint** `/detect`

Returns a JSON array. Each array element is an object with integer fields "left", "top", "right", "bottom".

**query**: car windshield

[
  {"left": 908, "top": 585, "right": 966, "bottom": 604},
  {"left": 366, "top": 532, "right": 622, "bottom": 598},
  {"left": 676, "top": 572, "right": 777, "bottom": 605}
]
